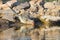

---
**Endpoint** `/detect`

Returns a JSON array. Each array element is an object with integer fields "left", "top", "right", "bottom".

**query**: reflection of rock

[
  {"left": 0, "top": 19, "right": 9, "bottom": 31},
  {"left": 44, "top": 27, "right": 60, "bottom": 40},
  {"left": 20, "top": 36, "right": 31, "bottom": 40},
  {"left": 30, "top": 29, "right": 40, "bottom": 40},
  {"left": 20, "top": 25, "right": 34, "bottom": 33},
  {"left": 0, "top": 28, "right": 16, "bottom": 40}
]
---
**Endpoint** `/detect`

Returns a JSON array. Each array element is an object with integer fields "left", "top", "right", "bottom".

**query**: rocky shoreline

[{"left": 0, "top": 0, "right": 60, "bottom": 40}]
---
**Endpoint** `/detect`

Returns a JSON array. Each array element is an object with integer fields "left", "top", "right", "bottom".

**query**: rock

[
  {"left": 5, "top": 0, "right": 17, "bottom": 7},
  {"left": 38, "top": 6, "right": 44, "bottom": 16},
  {"left": 18, "top": 9, "right": 34, "bottom": 25},
  {"left": 0, "top": 4, "right": 10, "bottom": 10},
  {"left": 13, "top": 2, "right": 30, "bottom": 13},
  {"left": 0, "top": 8, "right": 16, "bottom": 21},
  {"left": 29, "top": 0, "right": 39, "bottom": 13},
  {"left": 29, "top": 0, "right": 44, "bottom": 7},
  {"left": 20, "top": 2, "right": 30, "bottom": 9},
  {"left": 14, "top": 2, "right": 30, "bottom": 9},
  {"left": 0, "top": 0, "right": 17, "bottom": 10},
  {"left": 13, "top": 6, "right": 20, "bottom": 13},
  {"left": 0, "top": 28, "right": 16, "bottom": 40},
  {"left": 0, "top": 0, "right": 2, "bottom": 4},
  {"left": 0, "top": 1, "right": 60, "bottom": 40},
  {"left": 29, "top": 0, "right": 44, "bottom": 18},
  {"left": 18, "top": 14, "right": 34, "bottom": 25},
  {"left": 30, "top": 0, "right": 44, "bottom": 4},
  {"left": 12, "top": 1, "right": 20, "bottom": 6},
  {"left": 0, "top": 0, "right": 2, "bottom": 9},
  {"left": 44, "top": 2, "right": 55, "bottom": 9}
]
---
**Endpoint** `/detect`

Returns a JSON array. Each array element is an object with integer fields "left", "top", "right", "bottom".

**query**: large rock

[
  {"left": 5, "top": 0, "right": 17, "bottom": 7},
  {"left": 13, "top": 2, "right": 30, "bottom": 13},
  {"left": 0, "top": 8, "right": 16, "bottom": 21},
  {"left": 44, "top": 2, "right": 55, "bottom": 9}
]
